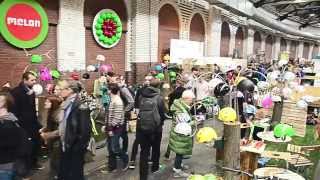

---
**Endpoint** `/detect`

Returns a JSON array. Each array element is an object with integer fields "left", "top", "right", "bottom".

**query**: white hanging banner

[{"left": 170, "top": 39, "right": 204, "bottom": 64}]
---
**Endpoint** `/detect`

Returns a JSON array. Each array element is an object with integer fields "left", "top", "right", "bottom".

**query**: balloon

[
  {"left": 267, "top": 71, "right": 280, "bottom": 81},
  {"left": 282, "top": 87, "right": 292, "bottom": 99},
  {"left": 297, "top": 100, "right": 308, "bottom": 109},
  {"left": 50, "top": 70, "right": 60, "bottom": 79},
  {"left": 154, "top": 65, "right": 162, "bottom": 71},
  {"left": 70, "top": 72, "right": 80, "bottom": 80},
  {"left": 97, "top": 17, "right": 104, "bottom": 24},
  {"left": 169, "top": 71, "right": 176, "bottom": 78},
  {"left": 106, "top": 13, "right": 112, "bottom": 19},
  {"left": 32, "top": 84, "right": 43, "bottom": 96},
  {"left": 96, "top": 30, "right": 103, "bottom": 36},
  {"left": 218, "top": 107, "right": 237, "bottom": 122},
  {"left": 257, "top": 81, "right": 270, "bottom": 90},
  {"left": 274, "top": 123, "right": 295, "bottom": 138},
  {"left": 196, "top": 127, "right": 218, "bottom": 143},
  {"left": 95, "top": 24, "right": 102, "bottom": 30},
  {"left": 278, "top": 60, "right": 288, "bottom": 67},
  {"left": 284, "top": 72, "right": 296, "bottom": 81},
  {"left": 82, "top": 73, "right": 90, "bottom": 79},
  {"left": 236, "top": 77, "right": 255, "bottom": 93},
  {"left": 204, "top": 174, "right": 217, "bottom": 180},
  {"left": 262, "top": 95, "right": 273, "bottom": 109},
  {"left": 96, "top": 54, "right": 105, "bottom": 61},
  {"left": 86, "top": 65, "right": 96, "bottom": 72},
  {"left": 99, "top": 64, "right": 113, "bottom": 73},
  {"left": 101, "top": 13, "right": 107, "bottom": 20},
  {"left": 156, "top": 73, "right": 165, "bottom": 80},
  {"left": 189, "top": 175, "right": 205, "bottom": 180},
  {"left": 40, "top": 67, "right": 52, "bottom": 81},
  {"left": 31, "top": 55, "right": 42, "bottom": 63}
]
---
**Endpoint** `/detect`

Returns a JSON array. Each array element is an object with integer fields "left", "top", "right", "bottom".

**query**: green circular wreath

[{"left": 93, "top": 10, "right": 122, "bottom": 48}]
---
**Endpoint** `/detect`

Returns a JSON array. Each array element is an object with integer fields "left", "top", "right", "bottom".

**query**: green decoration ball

[
  {"left": 95, "top": 24, "right": 102, "bottom": 30},
  {"left": 274, "top": 123, "right": 295, "bottom": 138},
  {"left": 106, "top": 13, "right": 112, "bottom": 19},
  {"left": 98, "top": 35, "right": 104, "bottom": 41},
  {"left": 101, "top": 13, "right": 107, "bottom": 20},
  {"left": 204, "top": 174, "right": 217, "bottom": 180},
  {"left": 117, "top": 27, "right": 122, "bottom": 33},
  {"left": 111, "top": 36, "right": 117, "bottom": 42},
  {"left": 96, "top": 30, "right": 103, "bottom": 36},
  {"left": 169, "top": 71, "right": 177, "bottom": 78},
  {"left": 107, "top": 39, "right": 113, "bottom": 45},
  {"left": 31, "top": 54, "right": 42, "bottom": 63},
  {"left": 156, "top": 73, "right": 165, "bottom": 80},
  {"left": 97, "top": 17, "right": 104, "bottom": 24},
  {"left": 51, "top": 70, "right": 60, "bottom": 79},
  {"left": 284, "top": 124, "right": 295, "bottom": 137}
]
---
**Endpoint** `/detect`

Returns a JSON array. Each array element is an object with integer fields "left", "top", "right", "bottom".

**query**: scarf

[{"left": 58, "top": 94, "right": 77, "bottom": 152}]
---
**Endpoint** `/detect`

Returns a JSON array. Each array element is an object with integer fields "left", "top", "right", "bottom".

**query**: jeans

[
  {"left": 107, "top": 131, "right": 129, "bottom": 170},
  {"left": 137, "top": 129, "right": 162, "bottom": 180},
  {"left": 174, "top": 154, "right": 183, "bottom": 169},
  {"left": 0, "top": 170, "right": 14, "bottom": 180}
]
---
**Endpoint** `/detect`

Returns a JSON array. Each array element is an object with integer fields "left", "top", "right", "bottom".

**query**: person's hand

[
  {"left": 40, "top": 132, "right": 49, "bottom": 144},
  {"left": 108, "top": 131, "right": 113, "bottom": 137},
  {"left": 101, "top": 126, "right": 106, "bottom": 133},
  {"left": 44, "top": 99, "right": 52, "bottom": 109},
  {"left": 39, "top": 127, "right": 47, "bottom": 133}
]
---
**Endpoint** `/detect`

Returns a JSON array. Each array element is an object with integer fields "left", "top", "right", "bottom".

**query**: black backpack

[{"left": 137, "top": 95, "right": 161, "bottom": 132}]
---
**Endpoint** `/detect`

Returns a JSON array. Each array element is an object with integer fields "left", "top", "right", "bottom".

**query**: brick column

[
  {"left": 207, "top": 7, "right": 222, "bottom": 57},
  {"left": 246, "top": 28, "right": 254, "bottom": 58},
  {"left": 297, "top": 41, "right": 304, "bottom": 59},
  {"left": 57, "top": 0, "right": 86, "bottom": 72},
  {"left": 273, "top": 36, "right": 281, "bottom": 60},
  {"left": 309, "top": 44, "right": 315, "bottom": 60}
]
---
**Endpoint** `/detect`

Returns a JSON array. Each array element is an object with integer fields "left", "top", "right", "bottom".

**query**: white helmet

[{"left": 174, "top": 123, "right": 192, "bottom": 136}]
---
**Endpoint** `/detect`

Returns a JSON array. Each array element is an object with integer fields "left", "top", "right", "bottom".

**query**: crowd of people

[{"left": 0, "top": 57, "right": 310, "bottom": 180}]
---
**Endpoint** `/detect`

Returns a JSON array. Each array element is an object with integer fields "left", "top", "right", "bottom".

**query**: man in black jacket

[
  {"left": 56, "top": 80, "right": 91, "bottom": 180},
  {"left": 136, "top": 78, "right": 166, "bottom": 180},
  {"left": 10, "top": 72, "right": 43, "bottom": 174}
]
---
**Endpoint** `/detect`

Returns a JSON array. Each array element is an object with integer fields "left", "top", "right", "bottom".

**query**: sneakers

[
  {"left": 122, "top": 163, "right": 129, "bottom": 172},
  {"left": 101, "top": 168, "right": 117, "bottom": 174},
  {"left": 32, "top": 163, "right": 45, "bottom": 170},
  {"left": 181, "top": 163, "right": 190, "bottom": 170},
  {"left": 173, "top": 168, "right": 190, "bottom": 178},
  {"left": 128, "top": 161, "right": 136, "bottom": 169}
]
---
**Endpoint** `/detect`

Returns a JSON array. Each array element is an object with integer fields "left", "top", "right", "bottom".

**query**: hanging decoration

[
  {"left": 99, "top": 64, "right": 113, "bottom": 73},
  {"left": 39, "top": 66, "right": 52, "bottom": 81},
  {"left": 92, "top": 9, "right": 122, "bottom": 48}
]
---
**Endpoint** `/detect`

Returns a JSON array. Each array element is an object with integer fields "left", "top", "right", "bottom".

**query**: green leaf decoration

[
  {"left": 101, "top": 13, "right": 107, "bottom": 20},
  {"left": 31, "top": 54, "right": 42, "bottom": 63},
  {"left": 116, "top": 33, "right": 121, "bottom": 38},
  {"left": 116, "top": 27, "right": 122, "bottom": 33},
  {"left": 98, "top": 35, "right": 104, "bottom": 41},
  {"left": 51, "top": 70, "right": 61, "bottom": 79},
  {"left": 106, "top": 13, "right": 112, "bottom": 19}
]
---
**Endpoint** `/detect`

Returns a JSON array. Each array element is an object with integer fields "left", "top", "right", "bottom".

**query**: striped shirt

[{"left": 105, "top": 95, "right": 124, "bottom": 131}]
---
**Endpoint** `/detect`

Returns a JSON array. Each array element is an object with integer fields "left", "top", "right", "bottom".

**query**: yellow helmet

[
  {"left": 218, "top": 107, "right": 237, "bottom": 122},
  {"left": 196, "top": 127, "right": 218, "bottom": 143}
]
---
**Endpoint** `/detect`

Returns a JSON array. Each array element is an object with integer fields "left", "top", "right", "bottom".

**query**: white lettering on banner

[{"left": 6, "top": 17, "right": 41, "bottom": 27}]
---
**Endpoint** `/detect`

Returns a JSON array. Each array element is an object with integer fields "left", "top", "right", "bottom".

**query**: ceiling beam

[{"left": 268, "top": 0, "right": 320, "bottom": 6}]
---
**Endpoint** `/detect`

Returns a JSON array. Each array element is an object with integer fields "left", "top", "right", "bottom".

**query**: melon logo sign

[{"left": 0, "top": 0, "right": 49, "bottom": 48}]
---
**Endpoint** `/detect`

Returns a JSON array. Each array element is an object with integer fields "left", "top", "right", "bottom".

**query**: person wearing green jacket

[{"left": 169, "top": 90, "right": 195, "bottom": 178}]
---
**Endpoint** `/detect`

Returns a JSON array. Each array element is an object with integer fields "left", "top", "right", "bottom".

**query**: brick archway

[
  {"left": 220, "top": 22, "right": 230, "bottom": 57},
  {"left": 158, "top": 4, "right": 179, "bottom": 62},
  {"left": 235, "top": 27, "right": 244, "bottom": 58},
  {"left": 280, "top": 38, "right": 287, "bottom": 52},
  {"left": 253, "top": 31, "right": 261, "bottom": 54},
  {"left": 189, "top": 13, "right": 205, "bottom": 42}
]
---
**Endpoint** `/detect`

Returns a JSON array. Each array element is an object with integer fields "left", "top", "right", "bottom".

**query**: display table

[
  {"left": 254, "top": 167, "right": 305, "bottom": 180},
  {"left": 240, "top": 141, "right": 266, "bottom": 180},
  {"left": 257, "top": 131, "right": 292, "bottom": 143}
]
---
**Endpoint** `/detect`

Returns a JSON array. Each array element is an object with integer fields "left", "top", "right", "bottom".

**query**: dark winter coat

[
  {"left": 10, "top": 82, "right": 41, "bottom": 138},
  {"left": 64, "top": 98, "right": 91, "bottom": 152}
]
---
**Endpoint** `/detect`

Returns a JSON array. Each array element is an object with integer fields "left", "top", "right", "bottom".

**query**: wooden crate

[{"left": 281, "top": 101, "right": 307, "bottom": 137}]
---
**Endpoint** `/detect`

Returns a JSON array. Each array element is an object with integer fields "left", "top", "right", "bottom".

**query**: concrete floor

[{"left": 32, "top": 119, "right": 222, "bottom": 180}]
